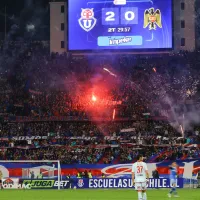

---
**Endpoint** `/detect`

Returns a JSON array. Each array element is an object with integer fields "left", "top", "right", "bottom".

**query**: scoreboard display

[{"left": 67, "top": 0, "right": 173, "bottom": 51}]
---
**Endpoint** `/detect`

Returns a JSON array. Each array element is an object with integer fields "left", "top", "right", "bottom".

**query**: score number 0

[{"left": 102, "top": 7, "right": 138, "bottom": 25}]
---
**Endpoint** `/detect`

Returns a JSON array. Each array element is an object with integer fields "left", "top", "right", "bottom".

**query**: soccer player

[
  {"left": 132, "top": 155, "right": 149, "bottom": 200},
  {"left": 168, "top": 162, "right": 179, "bottom": 198}
]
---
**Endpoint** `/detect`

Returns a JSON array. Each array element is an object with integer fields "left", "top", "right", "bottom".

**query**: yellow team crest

[{"left": 143, "top": 8, "right": 162, "bottom": 30}]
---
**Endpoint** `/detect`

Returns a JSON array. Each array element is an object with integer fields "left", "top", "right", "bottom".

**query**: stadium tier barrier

[{"left": 0, "top": 159, "right": 200, "bottom": 178}]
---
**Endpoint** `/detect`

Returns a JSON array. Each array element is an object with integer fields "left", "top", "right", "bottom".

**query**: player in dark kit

[{"left": 168, "top": 162, "right": 179, "bottom": 198}]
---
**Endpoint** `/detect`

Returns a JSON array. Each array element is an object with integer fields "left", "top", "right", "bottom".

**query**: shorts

[
  {"left": 135, "top": 182, "right": 147, "bottom": 191},
  {"left": 0, "top": 179, "right": 2, "bottom": 184}
]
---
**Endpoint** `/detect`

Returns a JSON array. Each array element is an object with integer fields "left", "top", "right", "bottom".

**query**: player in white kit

[{"left": 132, "top": 155, "right": 149, "bottom": 200}]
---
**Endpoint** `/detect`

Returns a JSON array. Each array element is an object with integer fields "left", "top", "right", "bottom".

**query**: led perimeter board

[{"left": 67, "top": 0, "right": 173, "bottom": 51}]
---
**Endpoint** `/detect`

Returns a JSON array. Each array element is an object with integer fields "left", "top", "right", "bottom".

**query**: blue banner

[
  {"left": 74, "top": 178, "right": 184, "bottom": 189},
  {"left": 3, "top": 178, "right": 183, "bottom": 189}
]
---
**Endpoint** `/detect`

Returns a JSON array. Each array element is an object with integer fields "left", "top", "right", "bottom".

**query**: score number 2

[
  {"left": 106, "top": 12, "right": 115, "bottom": 21},
  {"left": 102, "top": 7, "right": 138, "bottom": 25}
]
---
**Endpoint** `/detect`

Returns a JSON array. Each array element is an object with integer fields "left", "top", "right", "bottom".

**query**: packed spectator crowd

[{"left": 0, "top": 41, "right": 200, "bottom": 163}]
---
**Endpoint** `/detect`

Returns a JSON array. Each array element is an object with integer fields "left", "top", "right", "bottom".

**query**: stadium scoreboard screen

[{"left": 67, "top": 0, "right": 173, "bottom": 51}]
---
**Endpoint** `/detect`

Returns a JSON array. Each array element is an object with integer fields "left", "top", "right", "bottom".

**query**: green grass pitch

[{"left": 1, "top": 189, "right": 200, "bottom": 200}]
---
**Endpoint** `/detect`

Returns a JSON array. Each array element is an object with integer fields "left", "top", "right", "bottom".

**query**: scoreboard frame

[{"left": 66, "top": 0, "right": 174, "bottom": 53}]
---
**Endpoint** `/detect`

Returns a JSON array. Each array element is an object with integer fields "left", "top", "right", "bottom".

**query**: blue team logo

[
  {"left": 78, "top": 8, "right": 97, "bottom": 32},
  {"left": 77, "top": 179, "right": 84, "bottom": 188}
]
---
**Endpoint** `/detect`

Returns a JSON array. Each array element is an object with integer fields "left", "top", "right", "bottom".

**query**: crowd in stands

[
  {"left": 1, "top": 143, "right": 200, "bottom": 164},
  {"left": 0, "top": 120, "right": 199, "bottom": 163},
  {"left": 0, "top": 41, "right": 200, "bottom": 163}
]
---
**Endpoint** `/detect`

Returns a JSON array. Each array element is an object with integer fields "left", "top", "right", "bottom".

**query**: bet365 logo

[{"left": 78, "top": 8, "right": 97, "bottom": 32}]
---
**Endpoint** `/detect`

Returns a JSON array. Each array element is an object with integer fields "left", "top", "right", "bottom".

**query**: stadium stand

[{"left": 0, "top": 42, "right": 200, "bottom": 164}]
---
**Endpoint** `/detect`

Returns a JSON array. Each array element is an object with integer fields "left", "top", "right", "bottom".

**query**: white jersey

[{"left": 132, "top": 161, "right": 148, "bottom": 182}]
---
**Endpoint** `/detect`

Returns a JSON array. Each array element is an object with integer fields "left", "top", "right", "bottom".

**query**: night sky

[{"left": 0, "top": 0, "right": 50, "bottom": 40}]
